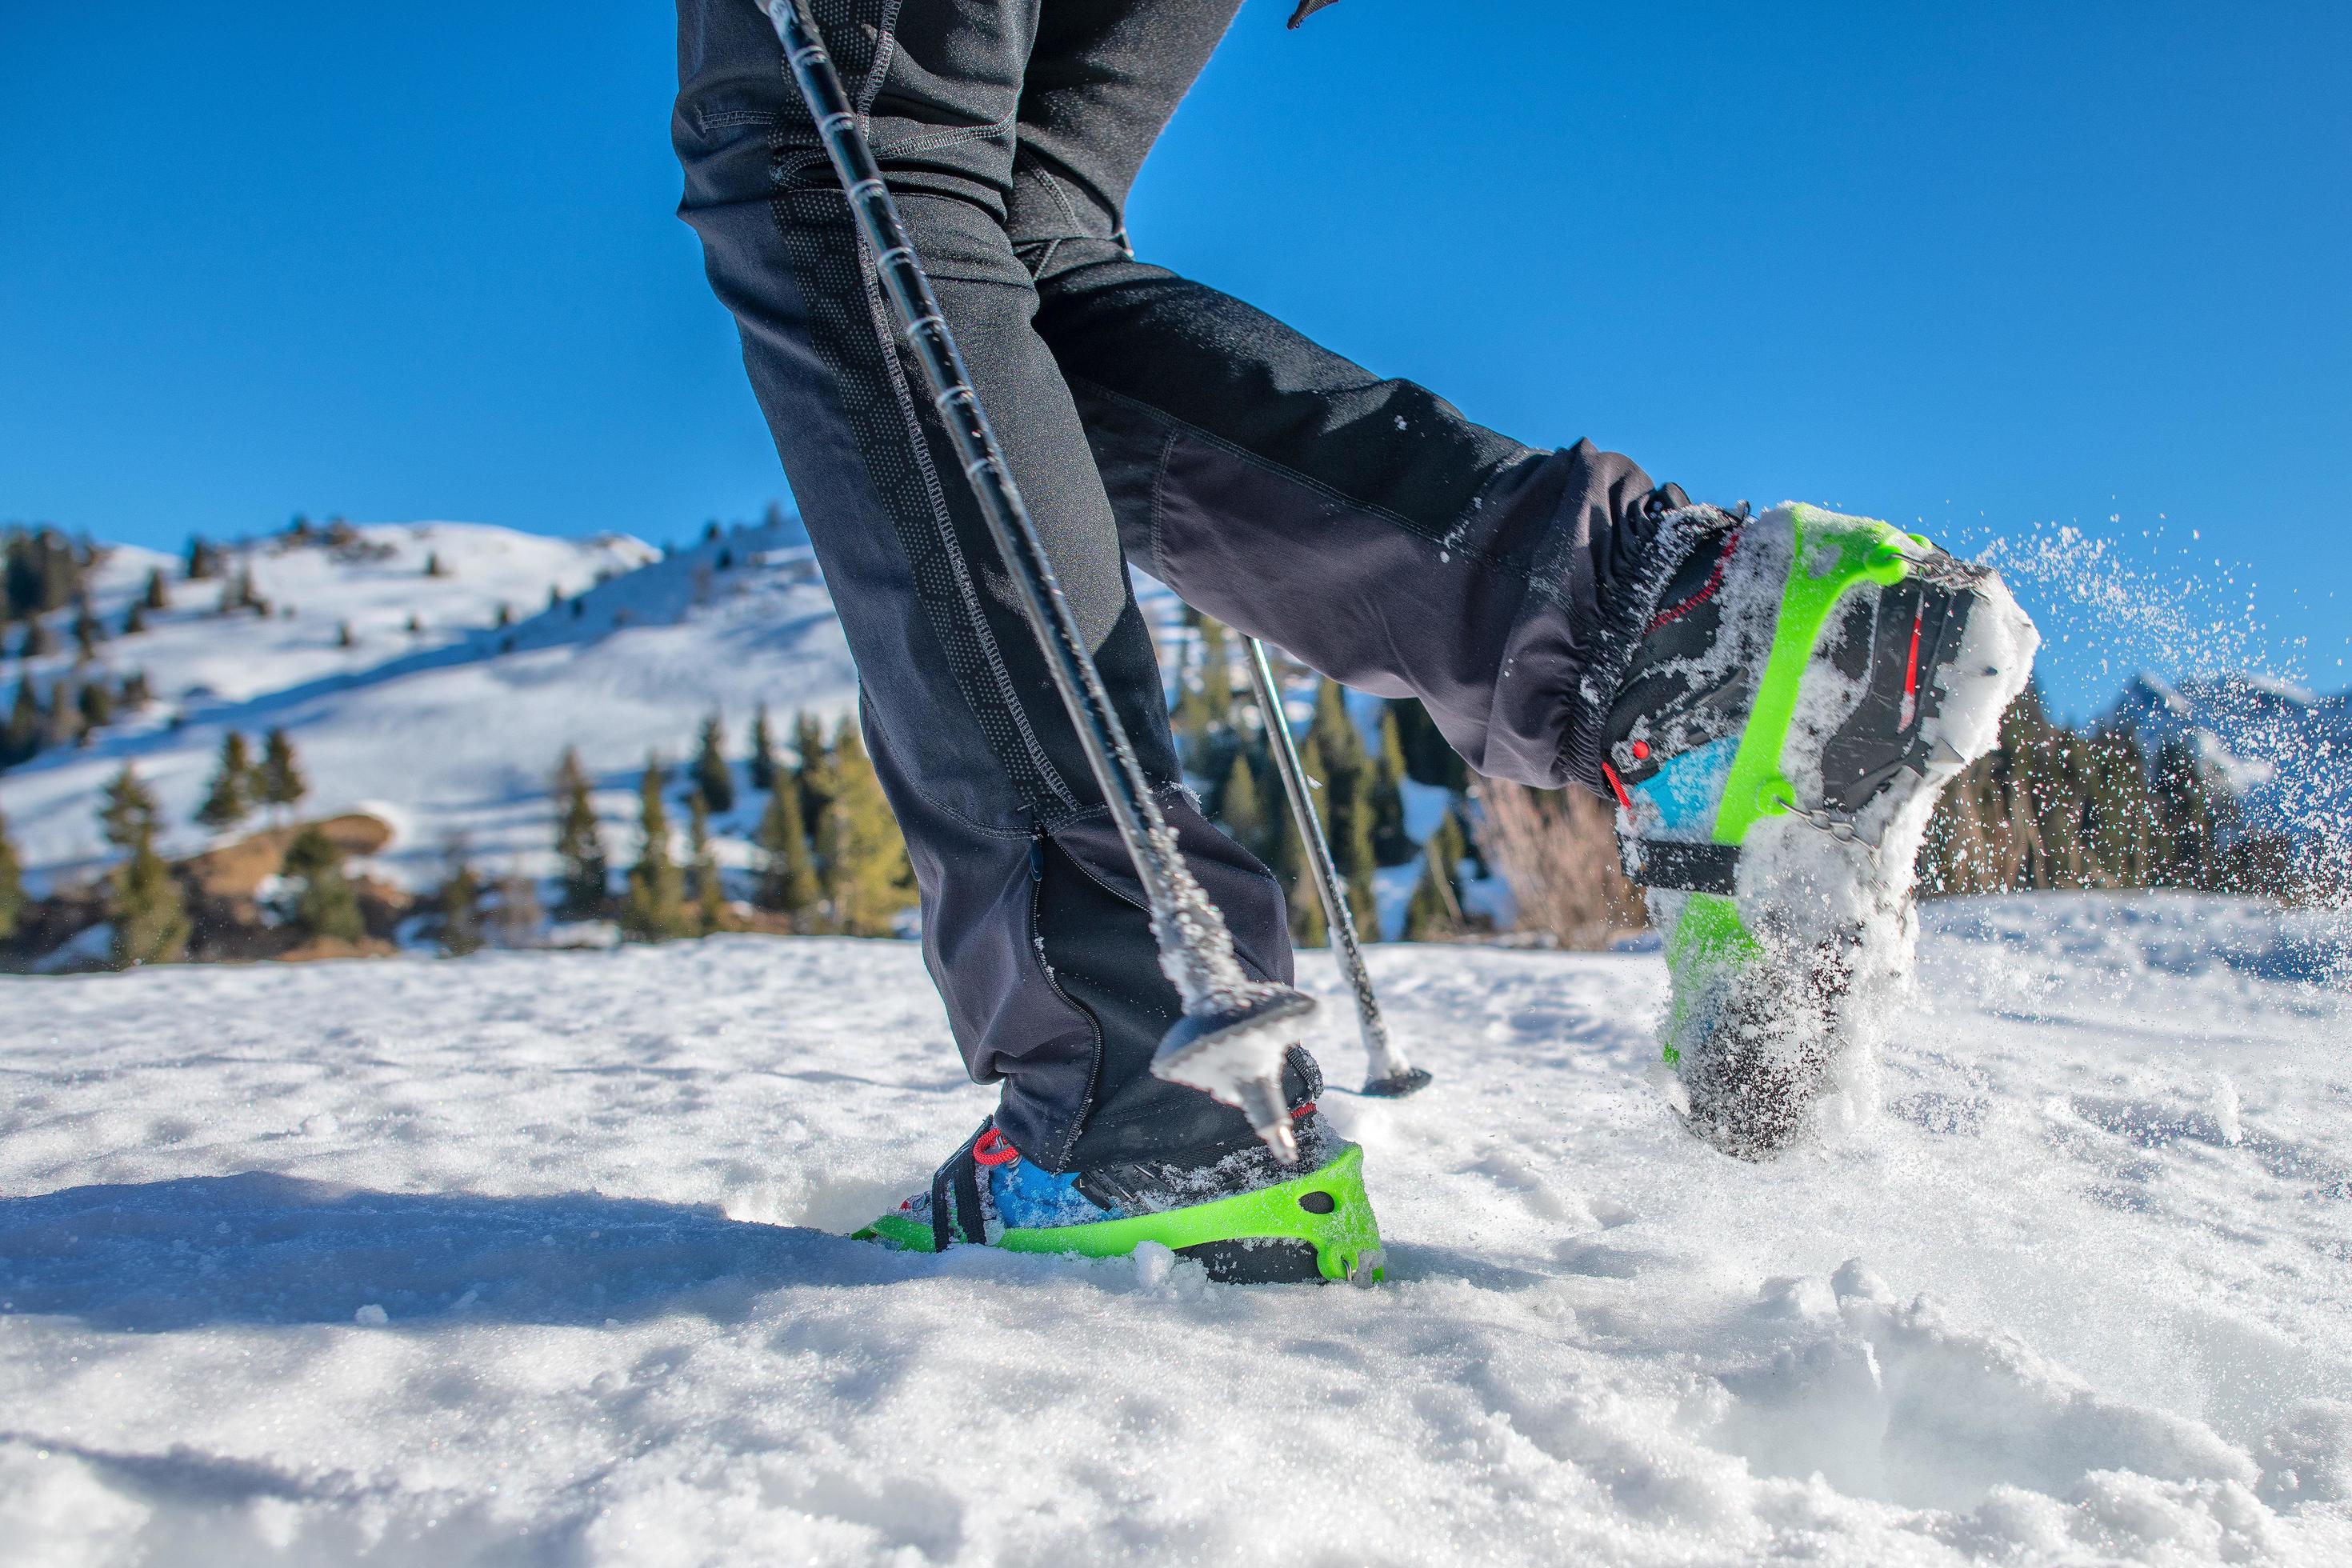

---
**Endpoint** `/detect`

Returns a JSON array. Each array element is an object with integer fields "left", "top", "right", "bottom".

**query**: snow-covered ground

[{"left": 3, "top": 893, "right": 2346, "bottom": 1565}]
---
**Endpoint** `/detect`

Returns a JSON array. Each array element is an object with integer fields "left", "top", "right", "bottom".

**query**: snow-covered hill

[
  {"left": 2, "top": 519, "right": 858, "bottom": 890},
  {"left": 2, "top": 894, "right": 2346, "bottom": 1564},
  {"left": 2105, "top": 673, "right": 2352, "bottom": 854}
]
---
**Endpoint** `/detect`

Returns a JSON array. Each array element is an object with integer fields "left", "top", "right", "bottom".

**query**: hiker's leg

[{"left": 674, "top": 0, "right": 1308, "bottom": 1170}]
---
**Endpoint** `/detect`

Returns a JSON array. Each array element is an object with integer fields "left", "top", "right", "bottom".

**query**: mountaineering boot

[
  {"left": 1602, "top": 503, "right": 2038, "bottom": 1158},
  {"left": 855, "top": 1106, "right": 1386, "bottom": 1284}
]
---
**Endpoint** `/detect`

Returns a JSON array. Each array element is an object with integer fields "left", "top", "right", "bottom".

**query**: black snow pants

[{"left": 674, "top": 0, "right": 1687, "bottom": 1171}]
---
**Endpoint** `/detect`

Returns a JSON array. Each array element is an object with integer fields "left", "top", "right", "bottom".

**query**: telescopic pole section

[
  {"left": 762, "top": 0, "right": 1313, "bottom": 1156},
  {"left": 1242, "top": 639, "right": 1432, "bottom": 1098}
]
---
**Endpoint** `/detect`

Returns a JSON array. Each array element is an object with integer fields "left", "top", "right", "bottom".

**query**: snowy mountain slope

[
  {"left": 2105, "top": 672, "right": 2352, "bottom": 851},
  {"left": 2, "top": 519, "right": 858, "bottom": 890},
  {"left": 18, "top": 522, "right": 658, "bottom": 708},
  {"left": 2, "top": 894, "right": 2346, "bottom": 1565}
]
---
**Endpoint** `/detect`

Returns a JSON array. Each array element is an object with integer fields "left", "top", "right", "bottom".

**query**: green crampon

[
  {"left": 854, "top": 1142, "right": 1386, "bottom": 1284},
  {"left": 1660, "top": 506, "right": 1929, "bottom": 1062}
]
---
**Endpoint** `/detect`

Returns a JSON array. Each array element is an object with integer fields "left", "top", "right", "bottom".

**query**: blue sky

[{"left": 4, "top": 1, "right": 2346, "bottom": 714}]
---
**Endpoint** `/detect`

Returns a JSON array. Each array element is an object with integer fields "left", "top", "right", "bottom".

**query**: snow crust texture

[{"left": 2, "top": 894, "right": 2349, "bottom": 1565}]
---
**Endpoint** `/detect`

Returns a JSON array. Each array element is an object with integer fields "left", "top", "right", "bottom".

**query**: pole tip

[
  {"left": 1358, "top": 1066, "right": 1434, "bottom": 1098},
  {"left": 1150, "top": 985, "right": 1317, "bottom": 1158}
]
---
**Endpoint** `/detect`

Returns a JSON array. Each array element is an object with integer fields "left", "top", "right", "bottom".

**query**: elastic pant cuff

[{"left": 1556, "top": 499, "right": 1735, "bottom": 794}]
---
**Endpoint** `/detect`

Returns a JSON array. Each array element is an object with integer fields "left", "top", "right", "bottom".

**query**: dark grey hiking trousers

[{"left": 674, "top": 0, "right": 1686, "bottom": 1170}]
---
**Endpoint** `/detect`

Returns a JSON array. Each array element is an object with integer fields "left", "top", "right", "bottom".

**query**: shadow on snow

[{"left": 0, "top": 1173, "right": 914, "bottom": 1333}]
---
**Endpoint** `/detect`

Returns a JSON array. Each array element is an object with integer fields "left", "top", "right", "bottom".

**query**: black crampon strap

[
  {"left": 1618, "top": 837, "right": 1741, "bottom": 896},
  {"left": 928, "top": 1120, "right": 993, "bottom": 1251}
]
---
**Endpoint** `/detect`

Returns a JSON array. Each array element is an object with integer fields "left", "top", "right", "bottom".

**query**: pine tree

[
  {"left": 693, "top": 710, "right": 736, "bottom": 814},
  {"left": 551, "top": 748, "right": 609, "bottom": 917},
  {"left": 1402, "top": 806, "right": 1470, "bottom": 934},
  {"left": 1914, "top": 685, "right": 2237, "bottom": 900},
  {"left": 817, "top": 720, "right": 914, "bottom": 937},
  {"left": 688, "top": 790, "right": 728, "bottom": 934},
  {"left": 142, "top": 568, "right": 169, "bottom": 611},
  {"left": 17, "top": 618, "right": 56, "bottom": 660},
  {"left": 755, "top": 774, "right": 822, "bottom": 926},
  {"left": 72, "top": 602, "right": 104, "bottom": 660},
  {"left": 109, "top": 834, "right": 190, "bottom": 968},
  {"left": 3, "top": 679, "right": 39, "bottom": 769},
  {"left": 2153, "top": 738, "right": 2224, "bottom": 890},
  {"left": 5, "top": 527, "right": 93, "bottom": 620},
  {"left": 1308, "top": 678, "right": 1368, "bottom": 781},
  {"left": 1370, "top": 706, "right": 1414, "bottom": 866},
  {"left": 794, "top": 710, "right": 836, "bottom": 828},
  {"left": 0, "top": 801, "right": 24, "bottom": 942},
  {"left": 282, "top": 825, "right": 365, "bottom": 943},
  {"left": 1385, "top": 696, "right": 1467, "bottom": 791},
  {"left": 438, "top": 838, "right": 484, "bottom": 957},
  {"left": 619, "top": 754, "right": 689, "bottom": 941},
  {"left": 1215, "top": 746, "right": 1270, "bottom": 861},
  {"left": 424, "top": 550, "right": 447, "bottom": 578},
  {"left": 748, "top": 702, "right": 780, "bottom": 792},
  {"left": 1304, "top": 684, "right": 1380, "bottom": 933},
  {"left": 100, "top": 762, "right": 162, "bottom": 850},
  {"left": 1197, "top": 617, "right": 1233, "bottom": 728},
  {"left": 1272, "top": 733, "right": 1331, "bottom": 946},
  {"left": 184, "top": 535, "right": 221, "bottom": 581},
  {"left": 1272, "top": 798, "right": 1328, "bottom": 947},
  {"left": 96, "top": 762, "right": 187, "bottom": 966},
  {"left": 122, "top": 600, "right": 147, "bottom": 636},
  {"left": 1430, "top": 808, "right": 1470, "bottom": 890},
  {"left": 44, "top": 678, "right": 84, "bottom": 750},
  {"left": 195, "top": 730, "right": 254, "bottom": 832},
  {"left": 1402, "top": 834, "right": 1463, "bottom": 941},
  {"left": 258, "top": 728, "right": 307, "bottom": 819},
  {"left": 78, "top": 682, "right": 114, "bottom": 735},
  {"left": 0, "top": 531, "right": 32, "bottom": 620},
  {"left": 1337, "top": 790, "right": 1380, "bottom": 935},
  {"left": 2083, "top": 730, "right": 2158, "bottom": 888},
  {"left": 1170, "top": 682, "right": 1218, "bottom": 771}
]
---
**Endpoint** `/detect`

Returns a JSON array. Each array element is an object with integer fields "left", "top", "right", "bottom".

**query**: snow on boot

[
  {"left": 1602, "top": 503, "right": 2038, "bottom": 1158},
  {"left": 854, "top": 1110, "right": 1385, "bottom": 1284}
]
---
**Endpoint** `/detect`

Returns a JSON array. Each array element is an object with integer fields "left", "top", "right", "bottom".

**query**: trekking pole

[
  {"left": 762, "top": 0, "right": 1314, "bottom": 1157},
  {"left": 1243, "top": 639, "right": 1432, "bottom": 1098}
]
